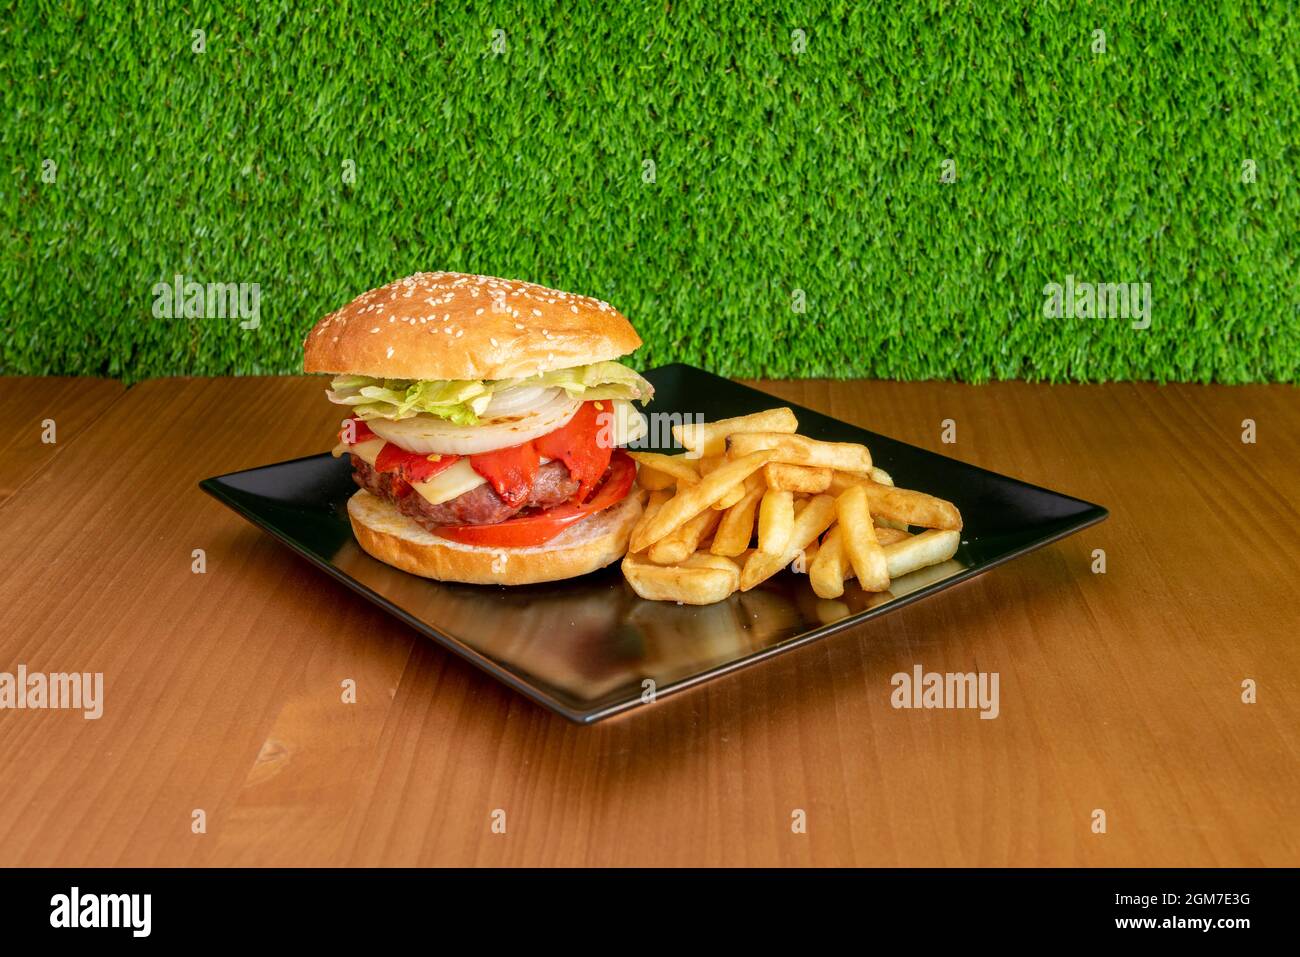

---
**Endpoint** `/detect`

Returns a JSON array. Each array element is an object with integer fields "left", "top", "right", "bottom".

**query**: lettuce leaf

[
  {"left": 325, "top": 377, "right": 491, "bottom": 424},
  {"left": 501, "top": 361, "right": 654, "bottom": 402},
  {"left": 327, "top": 361, "right": 653, "bottom": 425}
]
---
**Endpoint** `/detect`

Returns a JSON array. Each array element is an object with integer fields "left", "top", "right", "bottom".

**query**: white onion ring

[
  {"left": 367, "top": 391, "right": 581, "bottom": 456},
  {"left": 483, "top": 385, "right": 557, "bottom": 418}
]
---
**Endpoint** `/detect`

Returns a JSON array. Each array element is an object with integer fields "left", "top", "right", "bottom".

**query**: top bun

[{"left": 303, "top": 272, "right": 642, "bottom": 381}]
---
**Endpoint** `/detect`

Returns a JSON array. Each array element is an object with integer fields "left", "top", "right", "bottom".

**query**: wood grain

[
  {"left": 0, "top": 375, "right": 1295, "bottom": 867},
  {"left": 0, "top": 377, "right": 125, "bottom": 505}
]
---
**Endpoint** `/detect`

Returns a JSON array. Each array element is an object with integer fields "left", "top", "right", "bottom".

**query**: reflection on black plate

[{"left": 200, "top": 364, "right": 1107, "bottom": 723}]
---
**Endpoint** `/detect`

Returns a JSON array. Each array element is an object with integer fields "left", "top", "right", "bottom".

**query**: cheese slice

[
  {"left": 408, "top": 458, "right": 489, "bottom": 505},
  {"left": 343, "top": 437, "right": 386, "bottom": 466},
  {"left": 338, "top": 438, "right": 483, "bottom": 504}
]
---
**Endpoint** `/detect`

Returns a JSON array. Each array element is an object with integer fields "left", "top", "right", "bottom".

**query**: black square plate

[{"left": 200, "top": 364, "right": 1106, "bottom": 723}]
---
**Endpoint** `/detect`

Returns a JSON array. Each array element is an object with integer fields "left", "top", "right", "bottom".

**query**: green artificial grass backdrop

[{"left": 3, "top": 1, "right": 1297, "bottom": 383}]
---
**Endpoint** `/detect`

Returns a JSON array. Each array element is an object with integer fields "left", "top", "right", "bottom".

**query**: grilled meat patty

[{"left": 351, "top": 455, "right": 580, "bottom": 529}]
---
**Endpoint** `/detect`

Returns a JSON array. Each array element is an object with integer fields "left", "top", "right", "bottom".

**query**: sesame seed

[
  {"left": 490, "top": 337, "right": 498, "bottom": 347},
  {"left": 570, "top": 305, "right": 578, "bottom": 313},
  {"left": 370, "top": 327, "right": 379, "bottom": 333},
  {"left": 532, "top": 309, "right": 542, "bottom": 317},
  {"left": 475, "top": 308, "right": 484, "bottom": 315},
  {"left": 386, "top": 346, "right": 394, "bottom": 358}
]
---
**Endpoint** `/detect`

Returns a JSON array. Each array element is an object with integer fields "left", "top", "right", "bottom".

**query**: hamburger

[{"left": 304, "top": 272, "right": 652, "bottom": 584}]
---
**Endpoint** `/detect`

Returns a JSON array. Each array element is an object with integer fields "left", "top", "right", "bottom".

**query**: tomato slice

[
  {"left": 533, "top": 400, "right": 613, "bottom": 502},
  {"left": 374, "top": 443, "right": 461, "bottom": 484},
  {"left": 402, "top": 452, "right": 462, "bottom": 485},
  {"left": 434, "top": 451, "right": 636, "bottom": 549},
  {"left": 466, "top": 399, "right": 610, "bottom": 508},
  {"left": 468, "top": 441, "right": 540, "bottom": 508}
]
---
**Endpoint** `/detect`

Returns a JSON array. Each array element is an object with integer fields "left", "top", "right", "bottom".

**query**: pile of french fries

[{"left": 622, "top": 408, "right": 963, "bottom": 605}]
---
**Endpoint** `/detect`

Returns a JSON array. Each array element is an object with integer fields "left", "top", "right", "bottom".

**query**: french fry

[
  {"left": 622, "top": 552, "right": 740, "bottom": 605},
  {"left": 827, "top": 473, "right": 960, "bottom": 530},
  {"left": 792, "top": 539, "right": 819, "bottom": 573},
  {"left": 711, "top": 484, "right": 764, "bottom": 556},
  {"left": 873, "top": 525, "right": 910, "bottom": 546},
  {"left": 740, "top": 494, "right": 837, "bottom": 591},
  {"left": 883, "top": 529, "right": 960, "bottom": 579},
  {"left": 680, "top": 551, "right": 743, "bottom": 576},
  {"left": 648, "top": 507, "right": 720, "bottom": 565},
  {"left": 809, "top": 525, "right": 849, "bottom": 599},
  {"left": 628, "top": 489, "right": 671, "bottom": 552},
  {"left": 673, "top": 407, "right": 799, "bottom": 457},
  {"left": 712, "top": 488, "right": 743, "bottom": 512},
  {"left": 828, "top": 469, "right": 906, "bottom": 528},
  {"left": 628, "top": 451, "right": 699, "bottom": 486},
  {"left": 836, "top": 484, "right": 889, "bottom": 591},
  {"left": 726, "top": 432, "right": 872, "bottom": 473},
  {"left": 763, "top": 462, "right": 832, "bottom": 493},
  {"left": 628, "top": 450, "right": 775, "bottom": 553},
  {"left": 833, "top": 528, "right": 915, "bottom": 581},
  {"left": 833, "top": 467, "right": 894, "bottom": 488},
  {"left": 626, "top": 408, "right": 964, "bottom": 607},
  {"left": 863, "top": 482, "right": 962, "bottom": 531},
  {"left": 637, "top": 466, "right": 676, "bottom": 491},
  {"left": 712, "top": 487, "right": 742, "bottom": 510},
  {"left": 757, "top": 489, "right": 794, "bottom": 556},
  {"left": 712, "top": 470, "right": 763, "bottom": 510},
  {"left": 828, "top": 470, "right": 865, "bottom": 496}
]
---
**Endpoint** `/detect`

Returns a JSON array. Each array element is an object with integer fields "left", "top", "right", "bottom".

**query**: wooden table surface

[
  {"left": 0, "top": 376, "right": 125, "bottom": 505},
  {"left": 0, "top": 374, "right": 1296, "bottom": 867}
]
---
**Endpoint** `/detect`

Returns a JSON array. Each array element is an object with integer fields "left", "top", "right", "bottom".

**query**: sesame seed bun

[
  {"left": 347, "top": 486, "right": 645, "bottom": 585},
  {"left": 303, "top": 271, "right": 642, "bottom": 381}
]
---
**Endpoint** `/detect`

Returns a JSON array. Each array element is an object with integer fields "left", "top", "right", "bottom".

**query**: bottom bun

[{"left": 347, "top": 487, "right": 645, "bottom": 585}]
